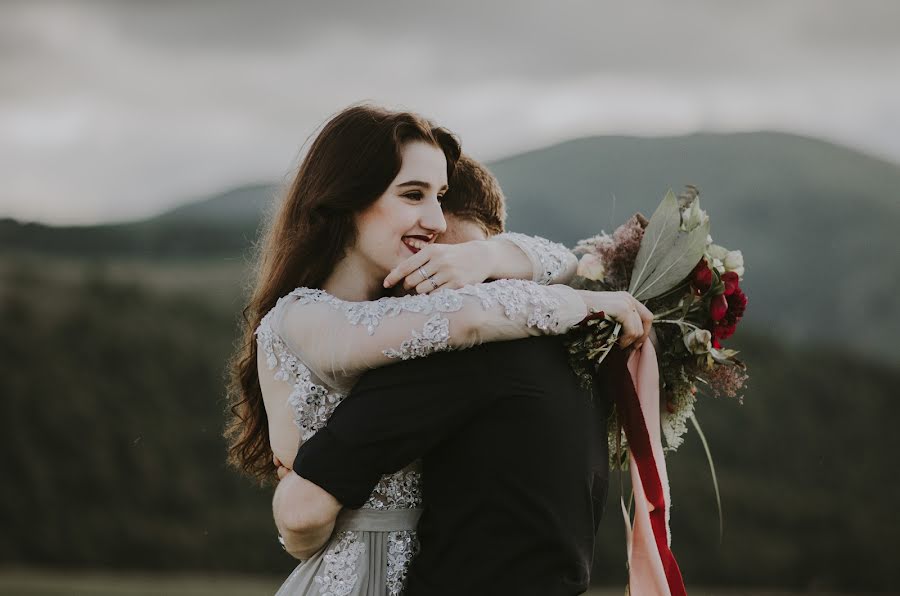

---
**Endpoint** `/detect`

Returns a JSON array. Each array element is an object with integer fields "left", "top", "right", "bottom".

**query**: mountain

[
  {"left": 2, "top": 131, "right": 898, "bottom": 365},
  {"left": 0, "top": 184, "right": 276, "bottom": 257},
  {"left": 490, "top": 132, "right": 900, "bottom": 365},
  {"left": 147, "top": 182, "right": 277, "bottom": 226}
]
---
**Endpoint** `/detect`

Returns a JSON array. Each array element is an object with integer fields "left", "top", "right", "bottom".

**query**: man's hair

[{"left": 441, "top": 154, "right": 506, "bottom": 236}]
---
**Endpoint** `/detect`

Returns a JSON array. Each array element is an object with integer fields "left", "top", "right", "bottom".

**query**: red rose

[
  {"left": 710, "top": 294, "right": 728, "bottom": 322},
  {"left": 710, "top": 288, "right": 747, "bottom": 347},
  {"left": 721, "top": 271, "right": 739, "bottom": 296},
  {"left": 713, "top": 322, "right": 736, "bottom": 340},
  {"left": 691, "top": 259, "right": 712, "bottom": 294},
  {"left": 725, "top": 287, "right": 748, "bottom": 322}
]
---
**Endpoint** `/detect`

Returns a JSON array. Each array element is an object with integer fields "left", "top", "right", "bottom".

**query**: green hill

[{"left": 3, "top": 131, "right": 897, "bottom": 365}]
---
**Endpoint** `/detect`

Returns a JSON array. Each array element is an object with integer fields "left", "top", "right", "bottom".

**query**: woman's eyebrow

[
  {"left": 396, "top": 180, "right": 431, "bottom": 188},
  {"left": 396, "top": 180, "right": 449, "bottom": 192}
]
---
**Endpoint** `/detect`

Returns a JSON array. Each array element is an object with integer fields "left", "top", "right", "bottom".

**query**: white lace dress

[{"left": 256, "top": 234, "right": 582, "bottom": 596}]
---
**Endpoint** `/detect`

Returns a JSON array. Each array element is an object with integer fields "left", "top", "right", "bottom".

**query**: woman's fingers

[
  {"left": 276, "top": 465, "right": 290, "bottom": 480},
  {"left": 414, "top": 271, "right": 447, "bottom": 294},
  {"left": 617, "top": 295, "right": 648, "bottom": 350},
  {"left": 384, "top": 247, "right": 432, "bottom": 289},
  {"left": 620, "top": 310, "right": 642, "bottom": 349}
]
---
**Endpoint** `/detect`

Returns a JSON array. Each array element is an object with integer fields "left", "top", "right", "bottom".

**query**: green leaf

[
  {"left": 689, "top": 412, "right": 723, "bottom": 544},
  {"left": 629, "top": 190, "right": 710, "bottom": 301}
]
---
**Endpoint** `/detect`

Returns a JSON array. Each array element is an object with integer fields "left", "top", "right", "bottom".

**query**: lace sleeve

[
  {"left": 494, "top": 232, "right": 577, "bottom": 284},
  {"left": 273, "top": 279, "right": 587, "bottom": 389}
]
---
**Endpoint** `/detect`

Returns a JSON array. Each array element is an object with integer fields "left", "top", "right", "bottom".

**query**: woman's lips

[{"left": 402, "top": 236, "right": 430, "bottom": 254}]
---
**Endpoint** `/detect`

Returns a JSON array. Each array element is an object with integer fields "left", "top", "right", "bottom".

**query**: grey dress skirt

[{"left": 275, "top": 507, "right": 422, "bottom": 596}]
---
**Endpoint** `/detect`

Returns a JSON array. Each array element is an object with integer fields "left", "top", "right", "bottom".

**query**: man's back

[
  {"left": 294, "top": 335, "right": 607, "bottom": 595},
  {"left": 403, "top": 336, "right": 596, "bottom": 595}
]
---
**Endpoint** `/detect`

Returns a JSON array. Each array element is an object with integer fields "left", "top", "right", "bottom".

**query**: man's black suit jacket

[{"left": 294, "top": 335, "right": 611, "bottom": 596}]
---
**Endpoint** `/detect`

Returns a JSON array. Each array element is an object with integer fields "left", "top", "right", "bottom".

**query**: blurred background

[{"left": 1, "top": 1, "right": 898, "bottom": 594}]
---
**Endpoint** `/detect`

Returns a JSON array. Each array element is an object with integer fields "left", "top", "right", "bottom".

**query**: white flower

[
  {"left": 723, "top": 250, "right": 744, "bottom": 277},
  {"left": 683, "top": 328, "right": 713, "bottom": 354},
  {"left": 576, "top": 253, "right": 606, "bottom": 281},
  {"left": 680, "top": 201, "right": 708, "bottom": 232},
  {"left": 705, "top": 243, "right": 729, "bottom": 273},
  {"left": 706, "top": 243, "right": 729, "bottom": 260}
]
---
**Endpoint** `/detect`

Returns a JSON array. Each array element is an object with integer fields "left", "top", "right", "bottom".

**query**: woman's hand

[
  {"left": 576, "top": 290, "right": 654, "bottom": 351},
  {"left": 273, "top": 454, "right": 291, "bottom": 480},
  {"left": 384, "top": 241, "right": 495, "bottom": 294}
]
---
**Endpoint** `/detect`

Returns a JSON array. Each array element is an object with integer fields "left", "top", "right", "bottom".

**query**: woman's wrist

[{"left": 484, "top": 237, "right": 535, "bottom": 281}]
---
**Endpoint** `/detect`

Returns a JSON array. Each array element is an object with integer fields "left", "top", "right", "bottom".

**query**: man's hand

[{"left": 272, "top": 468, "right": 342, "bottom": 561}]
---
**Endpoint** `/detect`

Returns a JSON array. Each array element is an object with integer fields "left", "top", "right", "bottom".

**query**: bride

[{"left": 225, "top": 104, "right": 651, "bottom": 595}]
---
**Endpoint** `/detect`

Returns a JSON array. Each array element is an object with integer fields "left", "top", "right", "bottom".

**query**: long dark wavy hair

[{"left": 225, "top": 104, "right": 461, "bottom": 483}]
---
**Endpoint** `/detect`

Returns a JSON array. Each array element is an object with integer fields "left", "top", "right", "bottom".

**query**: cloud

[{"left": 1, "top": 0, "right": 899, "bottom": 224}]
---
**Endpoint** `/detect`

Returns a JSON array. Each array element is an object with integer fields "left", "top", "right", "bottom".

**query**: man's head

[{"left": 438, "top": 154, "right": 506, "bottom": 244}]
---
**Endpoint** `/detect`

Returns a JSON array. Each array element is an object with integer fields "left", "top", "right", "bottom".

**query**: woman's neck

[{"left": 321, "top": 251, "right": 387, "bottom": 302}]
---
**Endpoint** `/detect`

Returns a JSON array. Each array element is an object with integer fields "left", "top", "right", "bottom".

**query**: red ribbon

[{"left": 606, "top": 347, "right": 687, "bottom": 596}]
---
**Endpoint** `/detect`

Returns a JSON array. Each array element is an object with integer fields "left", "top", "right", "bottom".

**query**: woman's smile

[{"left": 402, "top": 235, "right": 433, "bottom": 254}]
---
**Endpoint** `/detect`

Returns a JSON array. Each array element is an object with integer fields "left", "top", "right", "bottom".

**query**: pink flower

[{"left": 575, "top": 213, "right": 647, "bottom": 289}]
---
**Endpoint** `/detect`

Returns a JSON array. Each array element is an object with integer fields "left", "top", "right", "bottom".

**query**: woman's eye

[
  {"left": 404, "top": 191, "right": 424, "bottom": 201},
  {"left": 437, "top": 194, "right": 445, "bottom": 203}
]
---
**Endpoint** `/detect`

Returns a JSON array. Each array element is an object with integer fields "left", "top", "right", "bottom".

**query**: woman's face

[{"left": 352, "top": 140, "right": 449, "bottom": 276}]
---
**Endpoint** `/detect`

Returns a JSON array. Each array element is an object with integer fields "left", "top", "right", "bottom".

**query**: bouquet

[
  {"left": 567, "top": 185, "right": 750, "bottom": 465},
  {"left": 564, "top": 187, "right": 750, "bottom": 595}
]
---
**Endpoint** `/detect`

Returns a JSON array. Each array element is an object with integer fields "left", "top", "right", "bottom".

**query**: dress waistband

[{"left": 333, "top": 508, "right": 423, "bottom": 532}]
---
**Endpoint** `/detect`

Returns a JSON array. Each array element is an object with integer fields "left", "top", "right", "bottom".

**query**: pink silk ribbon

[{"left": 606, "top": 340, "right": 687, "bottom": 596}]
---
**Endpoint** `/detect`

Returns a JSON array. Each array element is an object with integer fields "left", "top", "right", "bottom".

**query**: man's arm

[
  {"left": 272, "top": 349, "right": 483, "bottom": 558},
  {"left": 293, "top": 345, "right": 492, "bottom": 507}
]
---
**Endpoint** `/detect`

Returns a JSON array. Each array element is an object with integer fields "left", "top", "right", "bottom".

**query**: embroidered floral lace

[{"left": 495, "top": 232, "right": 576, "bottom": 285}]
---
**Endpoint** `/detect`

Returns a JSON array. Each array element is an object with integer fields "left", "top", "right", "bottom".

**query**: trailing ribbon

[{"left": 605, "top": 341, "right": 687, "bottom": 596}]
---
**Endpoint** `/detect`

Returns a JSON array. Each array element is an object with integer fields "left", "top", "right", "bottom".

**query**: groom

[{"left": 274, "top": 156, "right": 612, "bottom": 594}]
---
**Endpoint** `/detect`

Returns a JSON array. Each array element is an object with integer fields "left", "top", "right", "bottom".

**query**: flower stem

[
  {"left": 655, "top": 318, "right": 703, "bottom": 332},
  {"left": 653, "top": 306, "right": 685, "bottom": 319}
]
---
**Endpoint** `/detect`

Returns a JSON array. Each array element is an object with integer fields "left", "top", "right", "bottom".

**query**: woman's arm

[
  {"left": 383, "top": 233, "right": 577, "bottom": 293},
  {"left": 491, "top": 232, "right": 578, "bottom": 285},
  {"left": 273, "top": 470, "right": 341, "bottom": 561},
  {"left": 275, "top": 279, "right": 588, "bottom": 388}
]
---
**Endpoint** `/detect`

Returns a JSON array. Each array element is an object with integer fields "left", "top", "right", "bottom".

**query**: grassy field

[{"left": 0, "top": 570, "right": 862, "bottom": 596}]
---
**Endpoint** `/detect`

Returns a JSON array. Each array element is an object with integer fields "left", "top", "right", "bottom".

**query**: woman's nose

[{"left": 421, "top": 197, "right": 447, "bottom": 234}]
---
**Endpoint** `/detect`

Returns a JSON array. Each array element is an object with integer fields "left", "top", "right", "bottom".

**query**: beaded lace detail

[
  {"left": 290, "top": 286, "right": 466, "bottom": 336},
  {"left": 289, "top": 277, "right": 567, "bottom": 346},
  {"left": 363, "top": 467, "right": 423, "bottom": 510},
  {"left": 386, "top": 530, "right": 420, "bottom": 595},
  {"left": 383, "top": 313, "right": 451, "bottom": 360},
  {"left": 257, "top": 308, "right": 344, "bottom": 441},
  {"left": 257, "top": 280, "right": 571, "bottom": 438},
  {"left": 314, "top": 531, "right": 366, "bottom": 596},
  {"left": 497, "top": 232, "right": 573, "bottom": 285}
]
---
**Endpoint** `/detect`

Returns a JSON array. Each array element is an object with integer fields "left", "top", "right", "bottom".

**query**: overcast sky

[{"left": 2, "top": 0, "right": 899, "bottom": 225}]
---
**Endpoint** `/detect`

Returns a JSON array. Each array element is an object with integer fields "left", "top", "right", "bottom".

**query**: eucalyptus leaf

[
  {"left": 629, "top": 190, "right": 680, "bottom": 296},
  {"left": 629, "top": 190, "right": 710, "bottom": 300}
]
